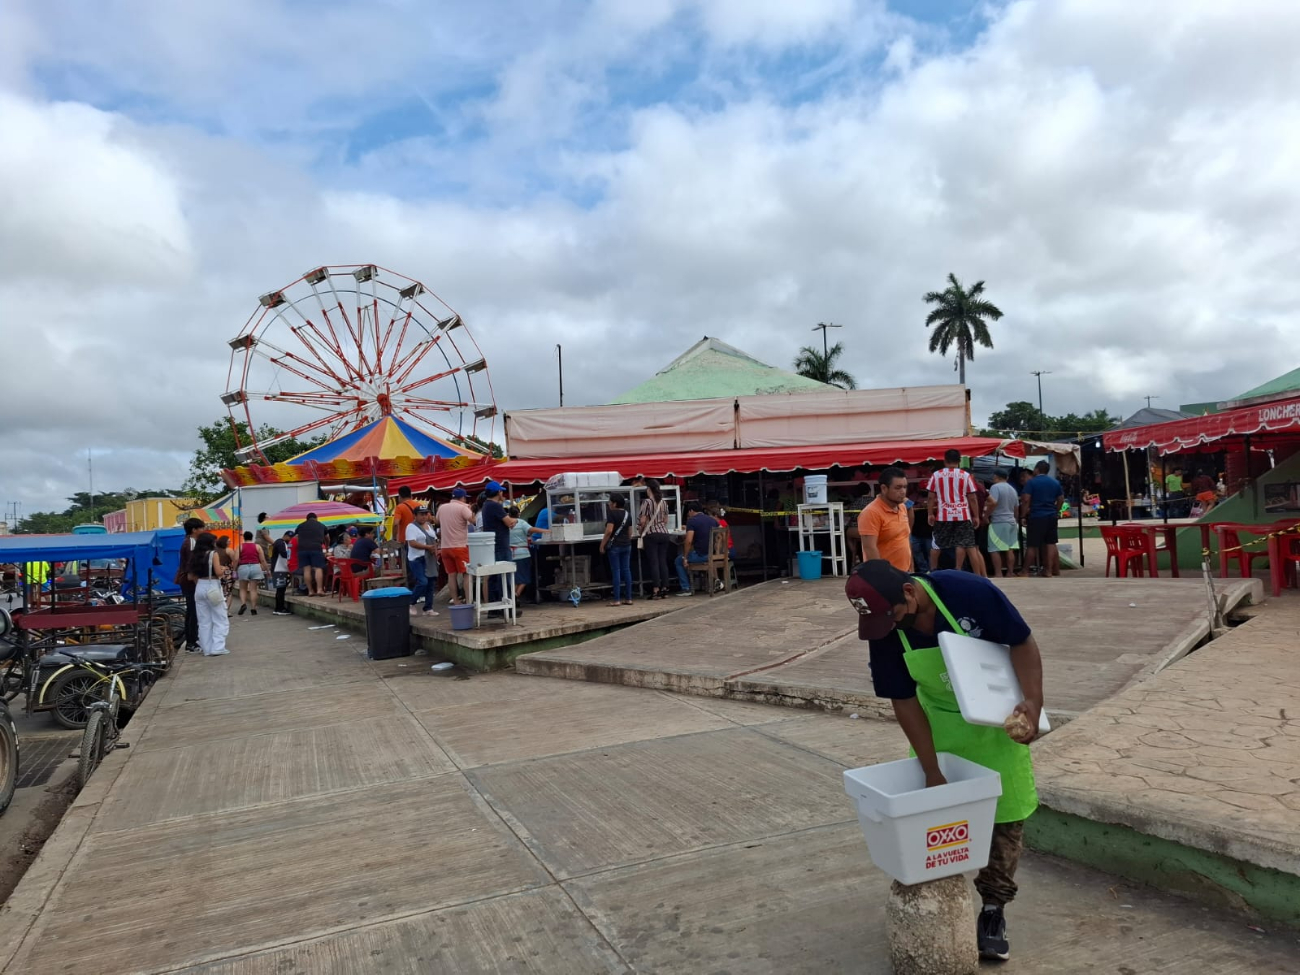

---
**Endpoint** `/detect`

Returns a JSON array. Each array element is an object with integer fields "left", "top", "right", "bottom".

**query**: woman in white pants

[{"left": 190, "top": 532, "right": 231, "bottom": 657}]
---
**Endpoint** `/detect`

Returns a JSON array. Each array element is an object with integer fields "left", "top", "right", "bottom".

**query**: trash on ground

[
  {"left": 308, "top": 624, "right": 336, "bottom": 630},
  {"left": 431, "top": 662, "right": 455, "bottom": 672},
  {"left": 849, "top": 713, "right": 860, "bottom": 720}
]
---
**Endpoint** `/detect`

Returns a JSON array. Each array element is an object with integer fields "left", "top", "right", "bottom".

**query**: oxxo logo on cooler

[{"left": 924, "top": 819, "right": 971, "bottom": 871}]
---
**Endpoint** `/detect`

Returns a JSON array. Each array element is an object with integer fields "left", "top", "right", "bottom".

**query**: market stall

[{"left": 533, "top": 474, "right": 682, "bottom": 600}]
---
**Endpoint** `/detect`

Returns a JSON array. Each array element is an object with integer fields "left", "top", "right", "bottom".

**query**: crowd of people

[{"left": 855, "top": 451, "right": 1066, "bottom": 580}]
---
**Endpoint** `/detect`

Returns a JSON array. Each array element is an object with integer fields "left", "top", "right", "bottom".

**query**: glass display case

[{"left": 545, "top": 484, "right": 681, "bottom": 541}]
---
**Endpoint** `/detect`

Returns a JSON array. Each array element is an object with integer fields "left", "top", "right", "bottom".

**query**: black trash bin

[{"left": 361, "top": 586, "right": 413, "bottom": 660}]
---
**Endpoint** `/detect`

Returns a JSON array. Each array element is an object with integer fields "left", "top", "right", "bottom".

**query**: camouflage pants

[{"left": 974, "top": 821, "right": 1024, "bottom": 907}]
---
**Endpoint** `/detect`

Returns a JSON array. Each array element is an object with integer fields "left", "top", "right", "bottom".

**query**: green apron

[{"left": 898, "top": 577, "right": 1038, "bottom": 823}]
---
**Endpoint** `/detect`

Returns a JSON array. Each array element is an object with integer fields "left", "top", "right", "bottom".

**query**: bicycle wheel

[
  {"left": 77, "top": 710, "right": 105, "bottom": 791},
  {"left": 0, "top": 703, "right": 17, "bottom": 815},
  {"left": 48, "top": 670, "right": 108, "bottom": 730}
]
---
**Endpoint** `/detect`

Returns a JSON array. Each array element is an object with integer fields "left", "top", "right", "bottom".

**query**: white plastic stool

[{"left": 467, "top": 561, "right": 518, "bottom": 626}]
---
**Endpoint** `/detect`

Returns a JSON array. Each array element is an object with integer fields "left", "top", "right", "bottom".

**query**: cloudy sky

[{"left": 3, "top": 0, "right": 1298, "bottom": 517}]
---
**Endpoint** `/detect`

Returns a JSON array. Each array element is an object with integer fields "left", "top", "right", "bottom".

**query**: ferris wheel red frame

[{"left": 221, "top": 264, "right": 497, "bottom": 464}]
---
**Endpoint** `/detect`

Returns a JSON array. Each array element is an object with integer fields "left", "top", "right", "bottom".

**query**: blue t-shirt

[
  {"left": 1023, "top": 475, "right": 1063, "bottom": 519},
  {"left": 530, "top": 506, "right": 550, "bottom": 543},
  {"left": 867, "top": 571, "right": 1033, "bottom": 700},
  {"left": 685, "top": 512, "right": 718, "bottom": 556}
]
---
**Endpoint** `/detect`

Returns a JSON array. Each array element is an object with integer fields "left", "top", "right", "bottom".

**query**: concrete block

[{"left": 885, "top": 876, "right": 978, "bottom": 975}]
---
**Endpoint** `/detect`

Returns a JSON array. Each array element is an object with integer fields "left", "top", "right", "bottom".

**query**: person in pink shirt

[{"left": 434, "top": 488, "right": 477, "bottom": 605}]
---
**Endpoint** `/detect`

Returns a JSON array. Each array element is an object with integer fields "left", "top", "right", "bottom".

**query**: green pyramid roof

[
  {"left": 611, "top": 337, "right": 834, "bottom": 404},
  {"left": 1232, "top": 365, "right": 1300, "bottom": 402}
]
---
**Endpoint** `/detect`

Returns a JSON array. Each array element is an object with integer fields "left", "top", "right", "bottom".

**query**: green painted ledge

[
  {"left": 1027, "top": 807, "right": 1300, "bottom": 929},
  {"left": 259, "top": 591, "right": 640, "bottom": 671}
]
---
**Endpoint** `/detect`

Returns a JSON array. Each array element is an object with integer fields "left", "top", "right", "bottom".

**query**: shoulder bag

[{"left": 203, "top": 553, "right": 224, "bottom": 607}]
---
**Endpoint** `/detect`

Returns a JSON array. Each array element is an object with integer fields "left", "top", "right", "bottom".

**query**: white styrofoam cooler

[
  {"left": 843, "top": 753, "right": 1002, "bottom": 886},
  {"left": 551, "top": 523, "right": 584, "bottom": 541},
  {"left": 544, "top": 471, "right": 623, "bottom": 490}
]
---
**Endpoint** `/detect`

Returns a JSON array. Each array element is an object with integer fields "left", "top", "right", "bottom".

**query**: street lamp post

[
  {"left": 812, "top": 321, "right": 843, "bottom": 360},
  {"left": 1031, "top": 370, "right": 1052, "bottom": 418}
]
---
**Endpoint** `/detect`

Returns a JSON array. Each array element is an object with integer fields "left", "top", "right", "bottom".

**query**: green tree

[
  {"left": 14, "top": 488, "right": 181, "bottom": 534},
  {"left": 982, "top": 401, "right": 1120, "bottom": 438},
  {"left": 986, "top": 401, "right": 1050, "bottom": 436},
  {"left": 1053, "top": 408, "right": 1118, "bottom": 434},
  {"left": 793, "top": 342, "right": 857, "bottom": 389},
  {"left": 923, "top": 273, "right": 1003, "bottom": 385},
  {"left": 184, "top": 419, "right": 324, "bottom": 502},
  {"left": 451, "top": 434, "right": 504, "bottom": 459}
]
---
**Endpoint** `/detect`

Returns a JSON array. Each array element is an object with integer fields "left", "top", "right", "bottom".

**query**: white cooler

[{"left": 843, "top": 753, "right": 1002, "bottom": 886}]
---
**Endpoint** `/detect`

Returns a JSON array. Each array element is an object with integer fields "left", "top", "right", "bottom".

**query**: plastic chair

[
  {"left": 1100, "top": 526, "right": 1148, "bottom": 578},
  {"left": 1213, "top": 524, "right": 1273, "bottom": 579},
  {"left": 1278, "top": 533, "right": 1300, "bottom": 590},
  {"left": 331, "top": 558, "right": 372, "bottom": 602}
]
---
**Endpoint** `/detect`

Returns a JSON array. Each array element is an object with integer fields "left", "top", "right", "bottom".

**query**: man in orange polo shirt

[{"left": 858, "top": 466, "right": 913, "bottom": 571}]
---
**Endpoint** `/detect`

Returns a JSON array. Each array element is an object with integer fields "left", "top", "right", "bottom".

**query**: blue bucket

[{"left": 796, "top": 550, "right": 823, "bottom": 581}]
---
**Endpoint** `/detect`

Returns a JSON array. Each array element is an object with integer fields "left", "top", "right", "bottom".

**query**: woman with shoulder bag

[
  {"left": 190, "top": 532, "right": 231, "bottom": 656},
  {"left": 600, "top": 495, "right": 635, "bottom": 605},
  {"left": 638, "top": 479, "right": 672, "bottom": 599}
]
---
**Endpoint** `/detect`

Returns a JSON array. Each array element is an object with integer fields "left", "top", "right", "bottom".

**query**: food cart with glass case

[{"left": 534, "top": 474, "right": 681, "bottom": 600}]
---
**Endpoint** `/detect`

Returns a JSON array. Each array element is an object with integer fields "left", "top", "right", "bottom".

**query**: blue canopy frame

[{"left": 0, "top": 530, "right": 166, "bottom": 596}]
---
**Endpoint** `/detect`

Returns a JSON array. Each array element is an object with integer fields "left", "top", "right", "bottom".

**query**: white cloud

[
  {"left": 3, "top": 0, "right": 1300, "bottom": 517},
  {"left": 0, "top": 93, "right": 191, "bottom": 284}
]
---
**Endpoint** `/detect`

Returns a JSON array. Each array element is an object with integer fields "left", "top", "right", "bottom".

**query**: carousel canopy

[
  {"left": 261, "top": 500, "right": 383, "bottom": 531},
  {"left": 288, "top": 416, "right": 471, "bottom": 464}
]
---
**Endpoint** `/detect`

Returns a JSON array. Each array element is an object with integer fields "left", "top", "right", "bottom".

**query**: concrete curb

[{"left": 1027, "top": 807, "right": 1300, "bottom": 928}]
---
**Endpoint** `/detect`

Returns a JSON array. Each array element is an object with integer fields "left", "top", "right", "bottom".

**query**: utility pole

[
  {"left": 556, "top": 344, "right": 564, "bottom": 407},
  {"left": 811, "top": 321, "right": 843, "bottom": 361},
  {"left": 1144, "top": 395, "right": 1158, "bottom": 409},
  {"left": 88, "top": 449, "right": 95, "bottom": 523},
  {"left": 1030, "top": 370, "right": 1051, "bottom": 417}
]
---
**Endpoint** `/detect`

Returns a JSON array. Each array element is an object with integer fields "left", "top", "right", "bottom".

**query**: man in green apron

[{"left": 846, "top": 559, "right": 1044, "bottom": 962}]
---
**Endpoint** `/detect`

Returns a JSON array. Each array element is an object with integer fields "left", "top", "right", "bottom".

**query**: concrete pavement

[
  {"left": 2, "top": 610, "right": 1298, "bottom": 973},
  {"left": 517, "top": 576, "right": 1262, "bottom": 720},
  {"left": 1031, "top": 597, "right": 1300, "bottom": 925}
]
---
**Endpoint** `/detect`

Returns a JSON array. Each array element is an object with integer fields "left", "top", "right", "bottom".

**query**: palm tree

[
  {"left": 794, "top": 342, "right": 857, "bottom": 389},
  {"left": 923, "top": 273, "right": 1003, "bottom": 386}
]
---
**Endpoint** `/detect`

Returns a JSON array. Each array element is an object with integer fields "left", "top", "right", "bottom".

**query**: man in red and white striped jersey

[{"left": 925, "top": 449, "right": 987, "bottom": 576}]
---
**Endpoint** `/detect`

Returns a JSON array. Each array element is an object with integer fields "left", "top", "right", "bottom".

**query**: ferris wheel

[{"left": 222, "top": 264, "right": 497, "bottom": 464}]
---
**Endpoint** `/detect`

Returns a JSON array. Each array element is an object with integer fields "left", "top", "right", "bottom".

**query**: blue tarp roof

[{"left": 0, "top": 530, "right": 164, "bottom": 566}]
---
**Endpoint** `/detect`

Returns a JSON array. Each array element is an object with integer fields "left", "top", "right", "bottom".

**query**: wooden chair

[
  {"left": 686, "top": 528, "right": 731, "bottom": 596},
  {"left": 1100, "top": 525, "right": 1148, "bottom": 578}
]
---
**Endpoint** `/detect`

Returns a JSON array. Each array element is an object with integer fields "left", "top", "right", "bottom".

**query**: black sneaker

[{"left": 977, "top": 905, "right": 1010, "bottom": 961}]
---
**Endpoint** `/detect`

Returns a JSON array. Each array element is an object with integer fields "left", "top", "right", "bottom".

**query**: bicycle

[{"left": 69, "top": 651, "right": 165, "bottom": 790}]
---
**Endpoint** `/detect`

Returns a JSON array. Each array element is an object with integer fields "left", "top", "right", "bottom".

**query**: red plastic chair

[
  {"left": 1213, "top": 524, "right": 1273, "bottom": 579},
  {"left": 1278, "top": 533, "right": 1300, "bottom": 590},
  {"left": 1100, "top": 526, "right": 1148, "bottom": 578},
  {"left": 331, "top": 558, "right": 372, "bottom": 602}
]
